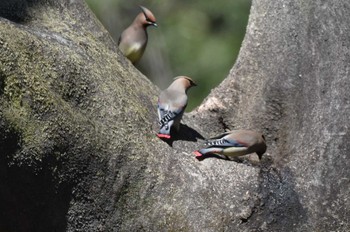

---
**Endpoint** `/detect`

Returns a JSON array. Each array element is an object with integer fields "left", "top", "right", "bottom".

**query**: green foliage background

[{"left": 85, "top": 0, "right": 251, "bottom": 110}]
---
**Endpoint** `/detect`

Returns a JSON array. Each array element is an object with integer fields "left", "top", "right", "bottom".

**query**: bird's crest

[
  {"left": 139, "top": 6, "right": 157, "bottom": 26},
  {"left": 174, "top": 76, "right": 197, "bottom": 87}
]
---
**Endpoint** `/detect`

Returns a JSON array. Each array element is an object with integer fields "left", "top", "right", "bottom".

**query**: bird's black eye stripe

[
  {"left": 146, "top": 17, "right": 155, "bottom": 24},
  {"left": 140, "top": 8, "right": 154, "bottom": 23}
]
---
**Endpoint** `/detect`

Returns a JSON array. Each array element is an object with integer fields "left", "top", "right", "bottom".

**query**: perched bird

[
  {"left": 157, "top": 76, "right": 197, "bottom": 139},
  {"left": 194, "top": 130, "right": 267, "bottom": 159},
  {"left": 118, "top": 6, "right": 158, "bottom": 64}
]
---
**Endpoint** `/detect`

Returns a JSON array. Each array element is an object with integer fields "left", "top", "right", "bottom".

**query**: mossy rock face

[
  {"left": 0, "top": 1, "right": 161, "bottom": 231},
  {"left": 0, "top": 5, "right": 157, "bottom": 168}
]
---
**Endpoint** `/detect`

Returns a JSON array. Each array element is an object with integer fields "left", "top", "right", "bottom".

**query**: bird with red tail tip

[
  {"left": 118, "top": 6, "right": 157, "bottom": 64},
  {"left": 157, "top": 76, "right": 197, "bottom": 139},
  {"left": 194, "top": 130, "right": 267, "bottom": 160}
]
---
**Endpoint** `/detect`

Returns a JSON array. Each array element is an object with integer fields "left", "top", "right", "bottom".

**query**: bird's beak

[{"left": 151, "top": 22, "right": 158, "bottom": 27}]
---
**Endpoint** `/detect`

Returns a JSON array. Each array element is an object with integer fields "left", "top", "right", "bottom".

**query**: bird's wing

[
  {"left": 157, "top": 90, "right": 187, "bottom": 127},
  {"left": 205, "top": 136, "right": 247, "bottom": 148},
  {"left": 157, "top": 102, "right": 185, "bottom": 127}
]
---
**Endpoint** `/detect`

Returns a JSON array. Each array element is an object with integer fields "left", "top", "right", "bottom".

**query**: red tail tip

[
  {"left": 157, "top": 133, "right": 171, "bottom": 139},
  {"left": 193, "top": 151, "right": 203, "bottom": 157}
]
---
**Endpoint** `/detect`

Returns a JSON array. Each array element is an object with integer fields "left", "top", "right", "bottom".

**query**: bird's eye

[{"left": 146, "top": 18, "right": 154, "bottom": 23}]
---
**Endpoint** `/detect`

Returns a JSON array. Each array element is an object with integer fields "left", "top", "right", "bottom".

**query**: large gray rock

[{"left": 0, "top": 0, "right": 349, "bottom": 231}]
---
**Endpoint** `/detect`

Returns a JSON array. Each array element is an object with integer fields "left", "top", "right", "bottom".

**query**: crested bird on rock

[
  {"left": 157, "top": 76, "right": 197, "bottom": 139},
  {"left": 194, "top": 130, "right": 266, "bottom": 159},
  {"left": 118, "top": 6, "right": 157, "bottom": 64}
]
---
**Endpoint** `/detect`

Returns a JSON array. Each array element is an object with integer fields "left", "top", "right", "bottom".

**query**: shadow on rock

[
  {"left": 158, "top": 123, "right": 205, "bottom": 147},
  {"left": 238, "top": 157, "right": 308, "bottom": 230},
  {"left": 195, "top": 153, "right": 231, "bottom": 161},
  {"left": 195, "top": 153, "right": 263, "bottom": 167},
  {"left": 0, "top": 0, "right": 42, "bottom": 23},
  {"left": 0, "top": 126, "right": 73, "bottom": 232}
]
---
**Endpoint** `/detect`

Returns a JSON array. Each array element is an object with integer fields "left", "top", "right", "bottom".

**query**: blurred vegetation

[{"left": 85, "top": 0, "right": 251, "bottom": 110}]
